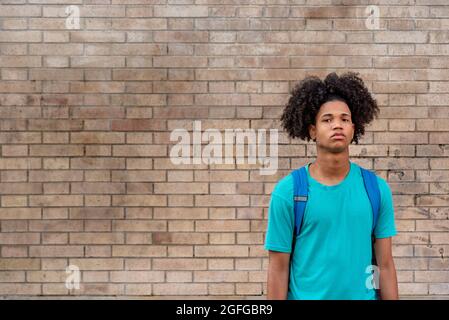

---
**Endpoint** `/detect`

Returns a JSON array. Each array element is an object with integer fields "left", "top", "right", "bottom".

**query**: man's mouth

[{"left": 331, "top": 133, "right": 345, "bottom": 139}]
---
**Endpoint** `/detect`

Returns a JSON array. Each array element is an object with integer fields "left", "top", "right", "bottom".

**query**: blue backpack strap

[
  {"left": 360, "top": 167, "right": 381, "bottom": 233},
  {"left": 292, "top": 166, "right": 309, "bottom": 236},
  {"left": 360, "top": 166, "right": 382, "bottom": 300}
]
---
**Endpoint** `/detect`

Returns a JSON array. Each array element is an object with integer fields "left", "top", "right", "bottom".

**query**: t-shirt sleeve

[
  {"left": 264, "top": 177, "right": 295, "bottom": 253},
  {"left": 374, "top": 177, "right": 397, "bottom": 239}
]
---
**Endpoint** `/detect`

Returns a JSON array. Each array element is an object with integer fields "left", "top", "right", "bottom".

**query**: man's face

[{"left": 309, "top": 100, "right": 355, "bottom": 153}]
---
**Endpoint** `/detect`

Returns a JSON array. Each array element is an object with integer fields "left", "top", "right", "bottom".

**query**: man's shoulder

[
  {"left": 353, "top": 162, "right": 391, "bottom": 195},
  {"left": 271, "top": 171, "right": 294, "bottom": 202}
]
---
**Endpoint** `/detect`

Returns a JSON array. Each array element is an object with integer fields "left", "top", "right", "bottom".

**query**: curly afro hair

[{"left": 281, "top": 72, "right": 379, "bottom": 145}]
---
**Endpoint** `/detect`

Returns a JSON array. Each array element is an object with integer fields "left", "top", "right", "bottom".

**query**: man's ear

[{"left": 309, "top": 124, "right": 316, "bottom": 141}]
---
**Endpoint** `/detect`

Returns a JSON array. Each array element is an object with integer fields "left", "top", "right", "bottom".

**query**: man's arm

[
  {"left": 267, "top": 250, "right": 290, "bottom": 300},
  {"left": 374, "top": 237, "right": 399, "bottom": 300}
]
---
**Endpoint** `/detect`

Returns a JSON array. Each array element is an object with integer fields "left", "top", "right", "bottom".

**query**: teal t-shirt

[{"left": 264, "top": 161, "right": 397, "bottom": 300}]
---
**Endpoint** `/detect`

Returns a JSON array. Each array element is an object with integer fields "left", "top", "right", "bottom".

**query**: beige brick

[
  {"left": 196, "top": 220, "right": 249, "bottom": 232},
  {"left": 194, "top": 271, "right": 248, "bottom": 282},
  {"left": 85, "top": 246, "right": 111, "bottom": 258},
  {"left": 29, "top": 220, "right": 83, "bottom": 232},
  {"left": 0, "top": 284, "right": 41, "bottom": 295},
  {"left": 1, "top": 196, "right": 28, "bottom": 207},
  {"left": 167, "top": 271, "right": 192, "bottom": 283},
  {"left": 111, "top": 271, "right": 164, "bottom": 283},
  {"left": 168, "top": 221, "right": 194, "bottom": 232},
  {"left": 42, "top": 284, "right": 68, "bottom": 295},
  {"left": 73, "top": 283, "right": 124, "bottom": 296},
  {"left": 125, "top": 259, "right": 152, "bottom": 271},
  {"left": 1, "top": 246, "right": 28, "bottom": 258},
  {"left": 70, "top": 233, "right": 124, "bottom": 244},
  {"left": 0, "top": 208, "right": 41, "bottom": 220},
  {"left": 153, "top": 283, "right": 207, "bottom": 295},
  {"left": 209, "top": 283, "right": 235, "bottom": 295},
  {"left": 27, "top": 271, "right": 67, "bottom": 283},
  {"left": 236, "top": 283, "right": 263, "bottom": 295},
  {"left": 153, "top": 208, "right": 207, "bottom": 220},
  {"left": 125, "top": 284, "right": 152, "bottom": 295},
  {"left": 82, "top": 271, "right": 109, "bottom": 283},
  {"left": 29, "top": 246, "right": 84, "bottom": 257},
  {"left": 113, "top": 220, "right": 166, "bottom": 232},
  {"left": 0, "top": 259, "right": 40, "bottom": 270},
  {"left": 42, "top": 233, "right": 68, "bottom": 245},
  {"left": 112, "top": 195, "right": 167, "bottom": 207},
  {"left": 0, "top": 233, "right": 40, "bottom": 245},
  {"left": 112, "top": 245, "right": 167, "bottom": 257},
  {"left": 209, "top": 233, "right": 236, "bottom": 245},
  {"left": 195, "top": 245, "right": 249, "bottom": 257},
  {"left": 152, "top": 232, "right": 208, "bottom": 245},
  {"left": 43, "top": 182, "right": 69, "bottom": 194},
  {"left": 168, "top": 246, "right": 193, "bottom": 257},
  {"left": 125, "top": 233, "right": 152, "bottom": 244}
]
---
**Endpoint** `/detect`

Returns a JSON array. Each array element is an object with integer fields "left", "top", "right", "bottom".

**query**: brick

[
  {"left": 194, "top": 271, "right": 248, "bottom": 282},
  {"left": 112, "top": 245, "right": 166, "bottom": 257},
  {"left": 195, "top": 245, "right": 249, "bottom": 257},
  {"left": 70, "top": 233, "right": 124, "bottom": 244},
  {"left": 72, "top": 283, "right": 124, "bottom": 296},
  {"left": 154, "top": 6, "right": 208, "bottom": 17},
  {"left": 0, "top": 31, "right": 41, "bottom": 42},
  {"left": 29, "top": 195, "right": 83, "bottom": 207},
  {"left": 167, "top": 271, "right": 192, "bottom": 283},
  {"left": 0, "top": 208, "right": 41, "bottom": 220},
  {"left": 152, "top": 232, "right": 208, "bottom": 245},
  {"left": 125, "top": 284, "right": 152, "bottom": 295},
  {"left": 209, "top": 283, "right": 235, "bottom": 295},
  {"left": 0, "top": 284, "right": 41, "bottom": 295},
  {"left": 111, "top": 271, "right": 164, "bottom": 283},
  {"left": 83, "top": 271, "right": 109, "bottom": 283},
  {"left": 27, "top": 271, "right": 68, "bottom": 283},
  {"left": 111, "top": 119, "right": 166, "bottom": 131},
  {"left": 71, "top": 158, "right": 125, "bottom": 170},
  {"left": 1, "top": 246, "right": 28, "bottom": 257},
  {"left": 209, "top": 233, "right": 236, "bottom": 245},
  {"left": 113, "top": 220, "right": 166, "bottom": 232},
  {"left": 42, "top": 233, "right": 68, "bottom": 244},
  {"left": 153, "top": 283, "right": 207, "bottom": 295},
  {"left": 71, "top": 31, "right": 125, "bottom": 43},
  {"left": 112, "top": 170, "right": 165, "bottom": 182},
  {"left": 0, "top": 233, "right": 40, "bottom": 245},
  {"left": 153, "top": 208, "right": 207, "bottom": 220},
  {"left": 196, "top": 220, "right": 249, "bottom": 232},
  {"left": 196, "top": 195, "right": 249, "bottom": 207},
  {"left": 71, "top": 183, "right": 125, "bottom": 194},
  {"left": 124, "top": 259, "right": 152, "bottom": 271},
  {"left": 0, "top": 182, "right": 42, "bottom": 195},
  {"left": 154, "top": 183, "right": 208, "bottom": 194},
  {"left": 29, "top": 246, "right": 84, "bottom": 257},
  {"left": 85, "top": 246, "right": 111, "bottom": 258}
]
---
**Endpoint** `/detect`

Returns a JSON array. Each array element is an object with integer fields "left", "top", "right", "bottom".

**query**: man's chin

[{"left": 322, "top": 143, "right": 348, "bottom": 153}]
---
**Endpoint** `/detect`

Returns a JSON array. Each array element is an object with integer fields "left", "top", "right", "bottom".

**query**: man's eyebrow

[{"left": 321, "top": 113, "right": 351, "bottom": 118}]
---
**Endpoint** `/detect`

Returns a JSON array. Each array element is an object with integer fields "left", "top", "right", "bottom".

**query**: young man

[{"left": 265, "top": 72, "right": 398, "bottom": 300}]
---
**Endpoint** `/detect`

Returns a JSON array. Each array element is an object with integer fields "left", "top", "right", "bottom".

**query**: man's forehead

[{"left": 320, "top": 112, "right": 351, "bottom": 117}]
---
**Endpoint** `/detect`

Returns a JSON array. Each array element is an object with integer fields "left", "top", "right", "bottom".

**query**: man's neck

[{"left": 310, "top": 152, "right": 350, "bottom": 181}]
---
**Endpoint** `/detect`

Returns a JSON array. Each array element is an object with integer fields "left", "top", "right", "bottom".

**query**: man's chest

[{"left": 301, "top": 186, "right": 373, "bottom": 233}]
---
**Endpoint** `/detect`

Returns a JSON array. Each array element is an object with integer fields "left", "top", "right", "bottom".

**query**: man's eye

[{"left": 323, "top": 119, "right": 331, "bottom": 122}]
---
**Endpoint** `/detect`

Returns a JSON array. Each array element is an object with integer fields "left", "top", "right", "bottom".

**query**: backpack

[{"left": 290, "top": 163, "right": 381, "bottom": 299}]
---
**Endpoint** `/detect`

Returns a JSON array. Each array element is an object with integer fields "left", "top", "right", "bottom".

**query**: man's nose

[{"left": 332, "top": 121, "right": 343, "bottom": 129}]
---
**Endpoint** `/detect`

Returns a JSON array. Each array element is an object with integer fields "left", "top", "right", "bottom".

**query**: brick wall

[{"left": 0, "top": 0, "right": 448, "bottom": 298}]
